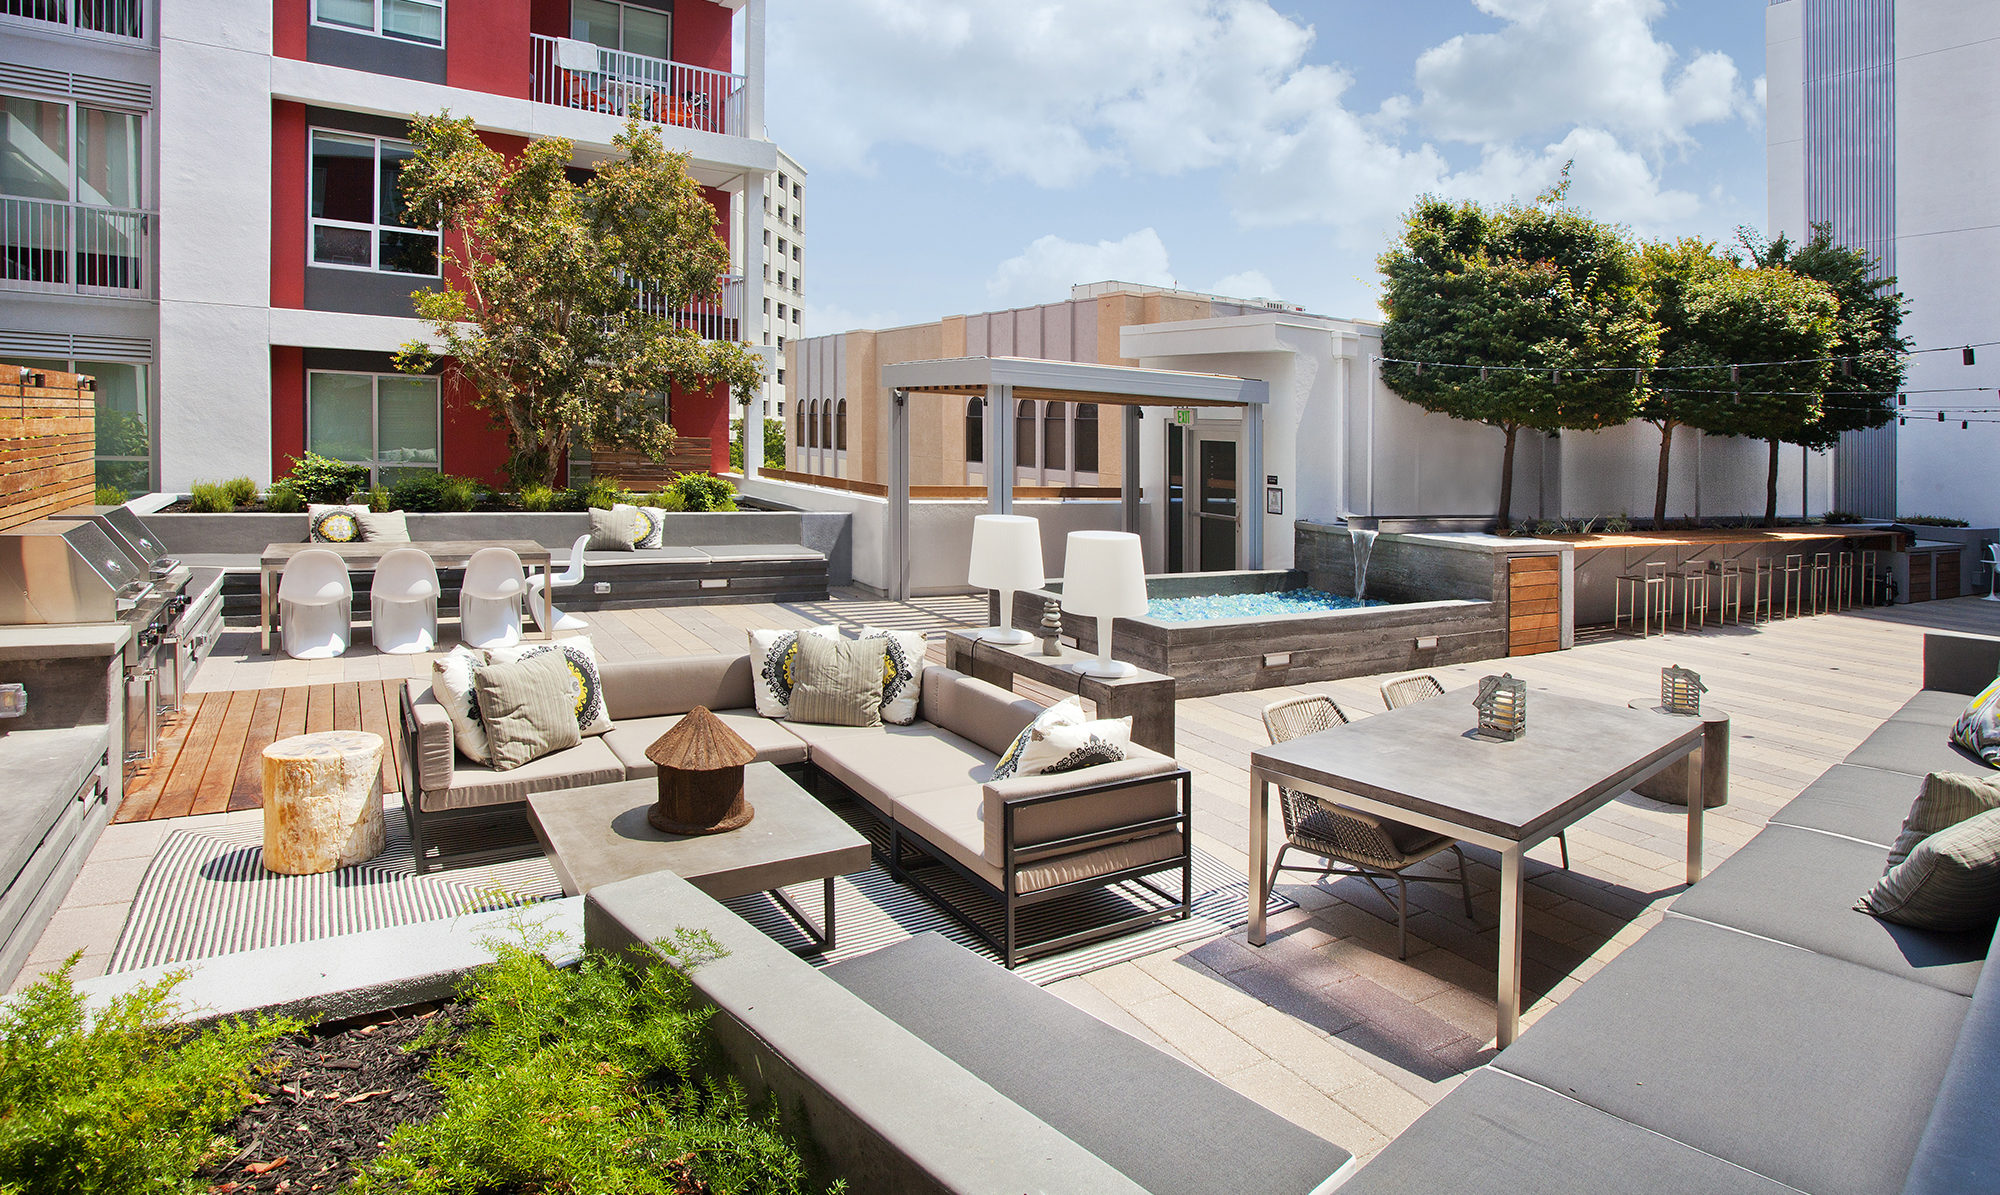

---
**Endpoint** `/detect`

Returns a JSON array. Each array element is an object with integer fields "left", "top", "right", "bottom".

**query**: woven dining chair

[
  {"left": 1262, "top": 694, "right": 1475, "bottom": 959},
  {"left": 1377, "top": 673, "right": 1570, "bottom": 870}
]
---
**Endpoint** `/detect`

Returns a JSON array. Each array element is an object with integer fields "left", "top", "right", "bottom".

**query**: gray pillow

[
  {"left": 787, "top": 633, "right": 885, "bottom": 727},
  {"left": 472, "top": 650, "right": 582, "bottom": 771},
  {"left": 356, "top": 509, "right": 411, "bottom": 542},
  {"left": 1885, "top": 772, "right": 2000, "bottom": 868},
  {"left": 587, "top": 505, "right": 636, "bottom": 552},
  {"left": 1859, "top": 806, "right": 2000, "bottom": 930}
]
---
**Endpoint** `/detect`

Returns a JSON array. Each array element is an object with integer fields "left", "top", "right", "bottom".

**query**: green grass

[{"left": 185, "top": 481, "right": 233, "bottom": 513}]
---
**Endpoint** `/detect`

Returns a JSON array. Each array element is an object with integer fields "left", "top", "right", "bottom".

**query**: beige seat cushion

[
  {"left": 604, "top": 709, "right": 808, "bottom": 774},
  {"left": 808, "top": 725, "right": 997, "bottom": 815},
  {"left": 920, "top": 667, "right": 1045, "bottom": 756},
  {"left": 979, "top": 748, "right": 1182, "bottom": 869},
  {"left": 599, "top": 654, "right": 755, "bottom": 721},
  {"left": 421, "top": 736, "right": 624, "bottom": 812},
  {"left": 895, "top": 786, "right": 1185, "bottom": 895}
]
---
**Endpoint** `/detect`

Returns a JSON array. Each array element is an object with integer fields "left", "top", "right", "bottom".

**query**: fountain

[{"left": 1349, "top": 525, "right": 1379, "bottom": 601}]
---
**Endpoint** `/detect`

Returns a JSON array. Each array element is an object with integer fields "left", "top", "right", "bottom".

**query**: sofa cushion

[
  {"left": 980, "top": 749, "right": 1182, "bottom": 870},
  {"left": 824, "top": 932, "right": 1353, "bottom": 1195},
  {"left": 472, "top": 651, "right": 582, "bottom": 772},
  {"left": 355, "top": 509, "right": 410, "bottom": 542},
  {"left": 787, "top": 632, "right": 885, "bottom": 727},
  {"left": 1950, "top": 672, "right": 2000, "bottom": 767},
  {"left": 809, "top": 725, "right": 996, "bottom": 815},
  {"left": 1770, "top": 763, "right": 1920, "bottom": 847},
  {"left": 749, "top": 626, "right": 840, "bottom": 718},
  {"left": 1015, "top": 716, "right": 1131, "bottom": 777},
  {"left": 1669, "top": 823, "right": 1988, "bottom": 994},
  {"left": 431, "top": 645, "right": 491, "bottom": 763},
  {"left": 858, "top": 625, "right": 926, "bottom": 726},
  {"left": 1493, "top": 917, "right": 1969, "bottom": 1195},
  {"left": 1860, "top": 808, "right": 2000, "bottom": 932},
  {"left": 1884, "top": 770, "right": 2000, "bottom": 868},
  {"left": 599, "top": 654, "right": 755, "bottom": 721},
  {"left": 603, "top": 710, "right": 807, "bottom": 774},
  {"left": 1337, "top": 1069, "right": 1798, "bottom": 1195},
  {"left": 891, "top": 785, "right": 993, "bottom": 883},
  {"left": 403, "top": 682, "right": 455, "bottom": 793},
  {"left": 418, "top": 735, "right": 624, "bottom": 812},
  {"left": 992, "top": 697, "right": 1085, "bottom": 780},
  {"left": 307, "top": 503, "right": 365, "bottom": 543},
  {"left": 1899, "top": 688, "right": 1988, "bottom": 726},
  {"left": 1844, "top": 717, "right": 1993, "bottom": 778},
  {"left": 1901, "top": 924, "right": 2000, "bottom": 1195},
  {"left": 488, "top": 635, "right": 613, "bottom": 738},
  {"left": 921, "top": 666, "right": 1046, "bottom": 757},
  {"left": 587, "top": 504, "right": 636, "bottom": 551}
]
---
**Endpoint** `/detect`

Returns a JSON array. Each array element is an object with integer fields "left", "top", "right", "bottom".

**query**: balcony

[
  {"left": 630, "top": 273, "right": 746, "bottom": 342},
  {"left": 0, "top": 0, "right": 145, "bottom": 39},
  {"left": 0, "top": 197, "right": 152, "bottom": 298},
  {"left": 530, "top": 34, "right": 745, "bottom": 139}
]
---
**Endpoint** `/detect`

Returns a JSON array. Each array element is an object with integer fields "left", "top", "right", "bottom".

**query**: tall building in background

[
  {"left": 730, "top": 142, "right": 800, "bottom": 460},
  {"left": 1, "top": 0, "right": 775, "bottom": 492},
  {"left": 1767, "top": 0, "right": 1999, "bottom": 525}
]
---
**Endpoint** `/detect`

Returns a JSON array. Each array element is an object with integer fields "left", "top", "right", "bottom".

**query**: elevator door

[{"left": 1193, "top": 436, "right": 1238, "bottom": 572}]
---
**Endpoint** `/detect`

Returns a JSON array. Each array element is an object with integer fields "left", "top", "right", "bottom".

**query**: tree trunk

[
  {"left": 1653, "top": 420, "right": 1675, "bottom": 531},
  {"left": 1496, "top": 424, "right": 1519, "bottom": 530},
  {"left": 1763, "top": 438, "right": 1781, "bottom": 527}
]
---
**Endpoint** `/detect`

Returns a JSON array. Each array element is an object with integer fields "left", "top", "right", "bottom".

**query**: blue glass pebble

[{"left": 1144, "top": 588, "right": 1376, "bottom": 623}]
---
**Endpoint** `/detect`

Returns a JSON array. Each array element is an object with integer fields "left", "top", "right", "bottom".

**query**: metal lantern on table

[
  {"left": 1661, "top": 664, "right": 1707, "bottom": 716},
  {"left": 645, "top": 706, "right": 757, "bottom": 834},
  {"left": 1473, "top": 673, "right": 1528, "bottom": 741}
]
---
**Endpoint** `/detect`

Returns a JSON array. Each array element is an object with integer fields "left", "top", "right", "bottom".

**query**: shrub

[
  {"left": 93, "top": 485, "right": 128, "bottom": 506},
  {"left": 283, "top": 452, "right": 370, "bottom": 504},
  {"left": 569, "top": 477, "right": 631, "bottom": 511},
  {"left": 0, "top": 957, "right": 300, "bottom": 1194},
  {"left": 219, "top": 477, "right": 258, "bottom": 507},
  {"left": 351, "top": 932, "right": 832, "bottom": 1195},
  {"left": 669, "top": 471, "right": 736, "bottom": 513},
  {"left": 186, "top": 481, "right": 233, "bottom": 513},
  {"left": 1897, "top": 513, "right": 1970, "bottom": 527},
  {"left": 390, "top": 473, "right": 483, "bottom": 513},
  {"left": 517, "top": 483, "right": 555, "bottom": 512},
  {"left": 1604, "top": 513, "right": 1633, "bottom": 534},
  {"left": 366, "top": 484, "right": 393, "bottom": 512},
  {"left": 263, "top": 480, "right": 303, "bottom": 513}
]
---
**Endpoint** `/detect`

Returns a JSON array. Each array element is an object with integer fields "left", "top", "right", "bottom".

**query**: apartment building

[
  {"left": 734, "top": 142, "right": 800, "bottom": 432},
  {"left": 2, "top": 0, "right": 775, "bottom": 492},
  {"left": 1766, "top": 0, "right": 2000, "bottom": 525}
]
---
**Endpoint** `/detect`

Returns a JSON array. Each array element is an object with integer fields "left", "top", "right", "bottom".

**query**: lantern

[
  {"left": 645, "top": 706, "right": 757, "bottom": 834},
  {"left": 1661, "top": 665, "right": 1707, "bottom": 716},
  {"left": 1473, "top": 673, "right": 1528, "bottom": 741}
]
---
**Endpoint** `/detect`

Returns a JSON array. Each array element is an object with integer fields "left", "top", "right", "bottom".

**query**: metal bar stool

[
  {"left": 1810, "top": 551, "right": 1833, "bottom": 615},
  {"left": 1779, "top": 553, "right": 1806, "bottom": 619},
  {"left": 1671, "top": 565, "right": 1711, "bottom": 631},
  {"left": 1614, "top": 560, "right": 1669, "bottom": 637},
  {"left": 1857, "top": 549, "right": 1882, "bottom": 607},
  {"left": 1832, "top": 549, "right": 1855, "bottom": 611},
  {"left": 1751, "top": 558, "right": 1777, "bottom": 623},
  {"left": 1708, "top": 559, "right": 1745, "bottom": 625}
]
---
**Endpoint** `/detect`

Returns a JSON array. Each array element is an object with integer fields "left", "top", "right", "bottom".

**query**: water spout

[{"left": 1348, "top": 526, "right": 1379, "bottom": 601}]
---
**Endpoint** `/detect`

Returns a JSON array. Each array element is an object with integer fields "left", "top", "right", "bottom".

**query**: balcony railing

[
  {"left": 629, "top": 273, "right": 744, "bottom": 342},
  {"left": 1, "top": 0, "right": 144, "bottom": 39},
  {"left": 0, "top": 197, "right": 152, "bottom": 298},
  {"left": 531, "top": 34, "right": 745, "bottom": 139}
]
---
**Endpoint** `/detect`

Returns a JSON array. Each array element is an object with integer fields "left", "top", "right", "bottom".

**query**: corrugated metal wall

[{"left": 1804, "top": 0, "right": 1899, "bottom": 515}]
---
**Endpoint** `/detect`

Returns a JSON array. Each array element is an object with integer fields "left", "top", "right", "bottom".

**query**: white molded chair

[
  {"left": 278, "top": 548, "right": 352, "bottom": 660},
  {"left": 459, "top": 546, "right": 527, "bottom": 648},
  {"left": 526, "top": 534, "right": 591, "bottom": 632},
  {"left": 369, "top": 547, "right": 440, "bottom": 654},
  {"left": 1985, "top": 542, "right": 2000, "bottom": 602}
]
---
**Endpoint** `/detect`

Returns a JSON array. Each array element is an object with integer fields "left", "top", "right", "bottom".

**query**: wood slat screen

[
  {"left": 1507, "top": 555, "right": 1560, "bottom": 656},
  {"left": 0, "top": 367, "right": 95, "bottom": 533},
  {"left": 588, "top": 438, "right": 714, "bottom": 487}
]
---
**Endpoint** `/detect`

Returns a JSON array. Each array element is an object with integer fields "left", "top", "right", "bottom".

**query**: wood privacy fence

[
  {"left": 756, "top": 467, "right": 1119, "bottom": 502},
  {"left": 0, "top": 366, "right": 94, "bottom": 532},
  {"left": 588, "top": 438, "right": 714, "bottom": 488}
]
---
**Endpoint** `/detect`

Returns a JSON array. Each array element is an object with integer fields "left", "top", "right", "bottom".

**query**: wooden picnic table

[{"left": 259, "top": 540, "right": 555, "bottom": 654}]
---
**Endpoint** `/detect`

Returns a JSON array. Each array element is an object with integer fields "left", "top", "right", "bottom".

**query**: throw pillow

[
  {"left": 1017, "top": 716, "right": 1134, "bottom": 777},
  {"left": 1885, "top": 771, "right": 2000, "bottom": 868},
  {"left": 587, "top": 505, "right": 636, "bottom": 552},
  {"left": 472, "top": 650, "right": 583, "bottom": 772},
  {"left": 749, "top": 626, "right": 840, "bottom": 718},
  {"left": 307, "top": 503, "right": 367, "bottom": 544},
  {"left": 1857, "top": 806, "right": 2000, "bottom": 931},
  {"left": 1951, "top": 674, "right": 2000, "bottom": 768},
  {"left": 858, "top": 625, "right": 927, "bottom": 726},
  {"left": 431, "top": 645, "right": 491, "bottom": 763},
  {"left": 615, "top": 503, "right": 666, "bottom": 549},
  {"left": 355, "top": 509, "right": 411, "bottom": 542},
  {"left": 992, "top": 697, "right": 1087, "bottom": 781},
  {"left": 488, "top": 635, "right": 612, "bottom": 737},
  {"left": 786, "top": 632, "right": 886, "bottom": 727}
]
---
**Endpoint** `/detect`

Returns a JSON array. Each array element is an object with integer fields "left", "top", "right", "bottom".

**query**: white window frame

[
  {"left": 306, "top": 369, "right": 442, "bottom": 485},
  {"left": 312, "top": 0, "right": 446, "bottom": 47},
  {"left": 0, "top": 92, "right": 149, "bottom": 209},
  {"left": 307, "top": 129, "right": 441, "bottom": 277},
  {"left": 572, "top": 0, "right": 671, "bottom": 57}
]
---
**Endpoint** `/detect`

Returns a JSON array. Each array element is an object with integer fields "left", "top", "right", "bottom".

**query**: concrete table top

[{"left": 527, "top": 763, "right": 871, "bottom": 901}]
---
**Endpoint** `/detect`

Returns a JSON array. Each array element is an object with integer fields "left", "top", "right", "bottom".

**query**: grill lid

[
  {"left": 0, "top": 519, "right": 159, "bottom": 624},
  {"left": 72, "top": 505, "right": 178, "bottom": 576}
]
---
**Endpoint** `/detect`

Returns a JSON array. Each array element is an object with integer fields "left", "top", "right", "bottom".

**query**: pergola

[{"left": 876, "top": 356, "right": 1270, "bottom": 600}]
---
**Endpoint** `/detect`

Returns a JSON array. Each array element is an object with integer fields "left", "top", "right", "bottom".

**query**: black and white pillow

[
  {"left": 431, "top": 645, "right": 491, "bottom": 763},
  {"left": 992, "top": 698, "right": 1086, "bottom": 781},
  {"left": 858, "top": 625, "right": 927, "bottom": 726},
  {"left": 488, "top": 634, "right": 612, "bottom": 737},
  {"left": 750, "top": 626, "right": 840, "bottom": 718},
  {"left": 307, "top": 503, "right": 367, "bottom": 544},
  {"left": 1017, "top": 716, "right": 1133, "bottom": 777}
]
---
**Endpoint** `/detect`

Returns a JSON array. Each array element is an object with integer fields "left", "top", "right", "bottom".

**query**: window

[
  {"left": 820, "top": 401, "right": 833, "bottom": 451},
  {"left": 777, "top": 270, "right": 786, "bottom": 286},
  {"left": 763, "top": 264, "right": 769, "bottom": 281},
  {"left": 1042, "top": 402, "right": 1066, "bottom": 471},
  {"left": 795, "top": 402, "right": 806, "bottom": 447},
  {"left": 4, "top": 356, "right": 150, "bottom": 491},
  {"left": 1015, "top": 400, "right": 1035, "bottom": 468},
  {"left": 1075, "top": 403, "right": 1098, "bottom": 473},
  {"left": 791, "top": 308, "right": 800, "bottom": 324},
  {"left": 777, "top": 173, "right": 787, "bottom": 189},
  {"left": 792, "top": 184, "right": 800, "bottom": 201},
  {"left": 791, "top": 278, "right": 800, "bottom": 295},
  {"left": 310, "top": 131, "right": 438, "bottom": 274},
  {"left": 791, "top": 246, "right": 800, "bottom": 262},
  {"left": 763, "top": 330, "right": 770, "bottom": 345},
  {"left": 308, "top": 371, "right": 440, "bottom": 485},
  {"left": 1, "top": 97, "right": 146, "bottom": 291},
  {"left": 836, "top": 400, "right": 847, "bottom": 450},
  {"left": 571, "top": 0, "right": 669, "bottom": 59},
  {"left": 776, "top": 303, "right": 786, "bottom": 320},
  {"left": 776, "top": 335, "right": 784, "bottom": 349},
  {"left": 965, "top": 397, "right": 983, "bottom": 463},
  {"left": 776, "top": 368, "right": 785, "bottom": 385},
  {"left": 762, "top": 297, "right": 769, "bottom": 313},
  {"left": 792, "top": 216, "right": 800, "bottom": 232},
  {"left": 762, "top": 229, "right": 769, "bottom": 245},
  {"left": 315, "top": 0, "right": 445, "bottom": 45},
  {"left": 777, "top": 237, "right": 786, "bottom": 255}
]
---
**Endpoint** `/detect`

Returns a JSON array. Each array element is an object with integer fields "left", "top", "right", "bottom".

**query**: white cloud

[
  {"left": 986, "top": 229, "right": 1173, "bottom": 306},
  {"left": 1212, "top": 269, "right": 1278, "bottom": 300}
]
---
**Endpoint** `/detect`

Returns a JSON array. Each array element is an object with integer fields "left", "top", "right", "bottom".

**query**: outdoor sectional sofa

[
  {"left": 401, "top": 648, "right": 1194, "bottom": 966},
  {"left": 1340, "top": 629, "right": 2000, "bottom": 1195}
]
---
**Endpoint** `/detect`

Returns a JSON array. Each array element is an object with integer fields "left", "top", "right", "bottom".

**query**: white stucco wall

[
  {"left": 1766, "top": 1, "right": 1807, "bottom": 243},
  {"left": 1556, "top": 423, "right": 1833, "bottom": 523}
]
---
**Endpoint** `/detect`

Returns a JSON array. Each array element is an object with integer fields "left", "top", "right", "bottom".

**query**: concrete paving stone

[
  {"left": 1225, "top": 1005, "right": 1382, "bottom": 1097},
  {"left": 85, "top": 818, "right": 172, "bottom": 863},
  {"left": 1124, "top": 992, "right": 1266, "bottom": 1078},
  {"left": 60, "top": 854, "right": 151, "bottom": 907},
  {"left": 1316, "top": 938, "right": 1454, "bottom": 1003},
  {"left": 1080, "top": 959, "right": 1173, "bottom": 1007},
  {"left": 8, "top": 952, "right": 109, "bottom": 992},
  {"left": 1185, "top": 933, "right": 1267, "bottom": 977},
  {"left": 25, "top": 903, "right": 130, "bottom": 964},
  {"left": 1338, "top": 1075, "right": 1435, "bottom": 1138},
  {"left": 1321, "top": 974, "right": 1472, "bottom": 1055},
  {"left": 1219, "top": 1060, "right": 1387, "bottom": 1160},
  {"left": 1046, "top": 975, "right": 1185, "bottom": 1063},
  {"left": 1429, "top": 1034, "right": 1494, "bottom": 1075},
  {"left": 1412, "top": 983, "right": 1498, "bottom": 1038},
  {"left": 1222, "top": 955, "right": 1364, "bottom": 1037},
  {"left": 1332, "top": 1018, "right": 1474, "bottom": 1086},
  {"left": 1136, "top": 951, "right": 1270, "bottom": 1023}
]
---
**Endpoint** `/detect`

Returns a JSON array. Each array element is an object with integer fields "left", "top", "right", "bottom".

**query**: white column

[
  {"left": 888, "top": 389, "right": 911, "bottom": 601},
  {"left": 742, "top": 0, "right": 766, "bottom": 137},
  {"left": 1244, "top": 403, "right": 1265, "bottom": 568},
  {"left": 740, "top": 172, "right": 767, "bottom": 477},
  {"left": 986, "top": 384, "right": 1013, "bottom": 515}
]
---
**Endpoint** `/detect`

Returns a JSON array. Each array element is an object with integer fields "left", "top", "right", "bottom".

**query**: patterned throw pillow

[
  {"left": 587, "top": 505, "right": 636, "bottom": 552},
  {"left": 992, "top": 697, "right": 1086, "bottom": 781},
  {"left": 488, "top": 634, "right": 612, "bottom": 737},
  {"left": 1017, "top": 716, "right": 1134, "bottom": 777},
  {"left": 858, "top": 625, "right": 927, "bottom": 726},
  {"left": 786, "top": 633, "right": 886, "bottom": 727},
  {"left": 1884, "top": 772, "right": 2000, "bottom": 868},
  {"left": 1951, "top": 674, "right": 2000, "bottom": 768},
  {"left": 1858, "top": 807, "right": 2000, "bottom": 930},
  {"left": 431, "top": 645, "right": 491, "bottom": 763},
  {"left": 749, "top": 626, "right": 840, "bottom": 718},
  {"left": 307, "top": 503, "right": 367, "bottom": 544},
  {"left": 616, "top": 503, "right": 666, "bottom": 550}
]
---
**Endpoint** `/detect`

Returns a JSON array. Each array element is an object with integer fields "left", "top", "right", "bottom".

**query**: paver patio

[{"left": 20, "top": 591, "right": 1998, "bottom": 1164}]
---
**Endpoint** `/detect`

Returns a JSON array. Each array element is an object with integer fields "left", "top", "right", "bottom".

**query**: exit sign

[{"left": 1174, "top": 408, "right": 1195, "bottom": 426}]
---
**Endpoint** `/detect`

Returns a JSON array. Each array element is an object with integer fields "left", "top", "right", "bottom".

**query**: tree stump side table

[
  {"left": 1626, "top": 701, "right": 1730, "bottom": 809},
  {"left": 262, "top": 730, "right": 387, "bottom": 874}
]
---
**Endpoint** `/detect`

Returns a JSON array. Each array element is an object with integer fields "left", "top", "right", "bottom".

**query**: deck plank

[
  {"left": 228, "top": 686, "right": 287, "bottom": 811},
  {"left": 148, "top": 693, "right": 230, "bottom": 820},
  {"left": 189, "top": 691, "right": 257, "bottom": 817}
]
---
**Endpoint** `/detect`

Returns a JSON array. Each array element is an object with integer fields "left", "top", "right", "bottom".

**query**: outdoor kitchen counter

[{"left": 0, "top": 623, "right": 131, "bottom": 660}]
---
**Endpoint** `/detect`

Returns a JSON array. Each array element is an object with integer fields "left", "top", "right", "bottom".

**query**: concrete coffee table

[{"left": 527, "top": 763, "right": 870, "bottom": 952}]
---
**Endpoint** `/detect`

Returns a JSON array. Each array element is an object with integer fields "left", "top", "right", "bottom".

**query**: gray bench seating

[
  {"left": 402, "top": 651, "right": 1192, "bottom": 965},
  {"left": 1339, "top": 630, "right": 2000, "bottom": 1195}
]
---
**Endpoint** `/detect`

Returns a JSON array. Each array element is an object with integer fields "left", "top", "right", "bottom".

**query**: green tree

[
  {"left": 730, "top": 416, "right": 786, "bottom": 472},
  {"left": 395, "top": 113, "right": 764, "bottom": 488},
  {"left": 1378, "top": 188, "right": 1655, "bottom": 528},
  {"left": 1636, "top": 238, "right": 1734, "bottom": 528}
]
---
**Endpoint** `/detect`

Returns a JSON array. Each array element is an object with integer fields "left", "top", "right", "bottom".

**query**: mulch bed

[{"left": 198, "top": 1003, "right": 462, "bottom": 1194}]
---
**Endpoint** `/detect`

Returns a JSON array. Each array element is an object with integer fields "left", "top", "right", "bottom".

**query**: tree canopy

[{"left": 394, "top": 113, "right": 765, "bottom": 487}]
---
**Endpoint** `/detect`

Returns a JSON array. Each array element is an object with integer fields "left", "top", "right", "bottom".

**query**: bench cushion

[
  {"left": 599, "top": 654, "right": 754, "bottom": 721},
  {"left": 824, "top": 932, "right": 1353, "bottom": 1195},
  {"left": 893, "top": 786, "right": 1185, "bottom": 894},
  {"left": 1845, "top": 718, "right": 1993, "bottom": 779},
  {"left": 804, "top": 724, "right": 996, "bottom": 815},
  {"left": 1670, "top": 823, "right": 1989, "bottom": 994},
  {"left": 1494, "top": 917, "right": 1969, "bottom": 1195},
  {"left": 921, "top": 666, "right": 1045, "bottom": 757},
  {"left": 1901, "top": 922, "right": 2000, "bottom": 1195},
  {"left": 1770, "top": 762, "right": 1921, "bottom": 847},
  {"left": 603, "top": 710, "right": 807, "bottom": 773},
  {"left": 417, "top": 736, "right": 625, "bottom": 812},
  {"left": 1337, "top": 1069, "right": 1798, "bottom": 1195}
]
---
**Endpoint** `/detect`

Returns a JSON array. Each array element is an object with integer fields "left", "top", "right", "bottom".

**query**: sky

[{"left": 760, "top": 0, "right": 1770, "bottom": 336}]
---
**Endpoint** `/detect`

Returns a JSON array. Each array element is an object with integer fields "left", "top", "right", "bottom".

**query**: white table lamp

[
  {"left": 1062, "top": 530, "right": 1148, "bottom": 678},
  {"left": 968, "top": 514, "right": 1044, "bottom": 645}
]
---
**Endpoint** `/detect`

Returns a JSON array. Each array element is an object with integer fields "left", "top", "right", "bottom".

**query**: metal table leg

[
  {"left": 1249, "top": 771, "right": 1270, "bottom": 946},
  {"left": 770, "top": 875, "right": 838, "bottom": 954},
  {"left": 260, "top": 564, "right": 274, "bottom": 654},
  {"left": 1496, "top": 846, "right": 1525, "bottom": 1048},
  {"left": 1688, "top": 728, "right": 1711, "bottom": 885}
]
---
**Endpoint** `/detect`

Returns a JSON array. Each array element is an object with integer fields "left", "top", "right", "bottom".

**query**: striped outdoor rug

[{"left": 110, "top": 793, "right": 1285, "bottom": 987}]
